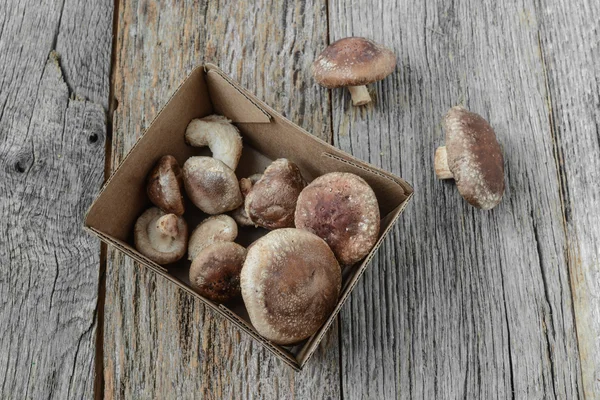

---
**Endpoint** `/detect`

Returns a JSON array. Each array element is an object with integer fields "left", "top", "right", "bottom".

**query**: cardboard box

[{"left": 85, "top": 64, "right": 413, "bottom": 370}]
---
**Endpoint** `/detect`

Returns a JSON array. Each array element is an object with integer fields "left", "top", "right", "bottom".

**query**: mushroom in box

[
  {"left": 295, "top": 172, "right": 380, "bottom": 267},
  {"left": 187, "top": 215, "right": 238, "bottom": 261},
  {"left": 241, "top": 228, "right": 341, "bottom": 345},
  {"left": 185, "top": 115, "right": 243, "bottom": 171},
  {"left": 134, "top": 207, "right": 188, "bottom": 264},
  {"left": 182, "top": 156, "right": 243, "bottom": 214},
  {"left": 189, "top": 241, "right": 246, "bottom": 303},
  {"left": 146, "top": 155, "right": 185, "bottom": 216},
  {"left": 244, "top": 158, "right": 306, "bottom": 229}
]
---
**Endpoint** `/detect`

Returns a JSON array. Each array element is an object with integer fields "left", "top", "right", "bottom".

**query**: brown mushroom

[
  {"left": 189, "top": 241, "right": 246, "bottom": 303},
  {"left": 146, "top": 155, "right": 185, "bottom": 216},
  {"left": 188, "top": 215, "right": 238, "bottom": 260},
  {"left": 241, "top": 228, "right": 341, "bottom": 345},
  {"left": 295, "top": 172, "right": 380, "bottom": 266},
  {"left": 182, "top": 156, "right": 243, "bottom": 214},
  {"left": 185, "top": 115, "right": 243, "bottom": 171},
  {"left": 134, "top": 207, "right": 188, "bottom": 264},
  {"left": 244, "top": 159, "right": 306, "bottom": 229},
  {"left": 434, "top": 106, "right": 505, "bottom": 210},
  {"left": 312, "top": 37, "right": 396, "bottom": 106},
  {"left": 230, "top": 174, "right": 262, "bottom": 227}
]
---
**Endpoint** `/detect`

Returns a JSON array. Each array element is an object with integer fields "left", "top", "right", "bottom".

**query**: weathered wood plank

[
  {"left": 328, "top": 0, "right": 583, "bottom": 398},
  {"left": 537, "top": 1, "right": 600, "bottom": 398},
  {"left": 105, "top": 0, "right": 339, "bottom": 398},
  {"left": 0, "top": 0, "right": 112, "bottom": 398}
]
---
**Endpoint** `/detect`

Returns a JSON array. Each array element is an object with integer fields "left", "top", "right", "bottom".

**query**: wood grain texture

[
  {"left": 105, "top": 0, "right": 339, "bottom": 398},
  {"left": 0, "top": 0, "right": 112, "bottom": 398},
  {"left": 537, "top": 1, "right": 600, "bottom": 398},
  {"left": 328, "top": 0, "right": 583, "bottom": 398}
]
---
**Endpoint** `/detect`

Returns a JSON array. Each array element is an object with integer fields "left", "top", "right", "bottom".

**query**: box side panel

[
  {"left": 85, "top": 67, "right": 213, "bottom": 240},
  {"left": 206, "top": 70, "right": 271, "bottom": 123}
]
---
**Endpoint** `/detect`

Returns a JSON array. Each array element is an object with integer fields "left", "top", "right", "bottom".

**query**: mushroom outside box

[{"left": 84, "top": 64, "right": 414, "bottom": 370}]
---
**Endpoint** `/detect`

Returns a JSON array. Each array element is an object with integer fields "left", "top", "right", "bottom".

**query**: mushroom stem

[
  {"left": 348, "top": 85, "right": 371, "bottom": 106},
  {"left": 434, "top": 146, "right": 454, "bottom": 179},
  {"left": 157, "top": 214, "right": 179, "bottom": 237}
]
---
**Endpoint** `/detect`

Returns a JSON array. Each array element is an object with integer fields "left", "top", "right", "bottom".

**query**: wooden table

[{"left": 1, "top": 0, "right": 598, "bottom": 398}]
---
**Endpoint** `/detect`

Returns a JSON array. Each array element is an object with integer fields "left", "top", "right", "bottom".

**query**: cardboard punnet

[{"left": 85, "top": 64, "right": 413, "bottom": 370}]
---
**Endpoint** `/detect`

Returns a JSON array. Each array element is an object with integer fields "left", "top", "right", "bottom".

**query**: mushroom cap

[
  {"left": 146, "top": 155, "right": 185, "bottom": 216},
  {"left": 183, "top": 156, "right": 243, "bottom": 214},
  {"left": 312, "top": 37, "right": 396, "bottom": 88},
  {"left": 134, "top": 207, "right": 188, "bottom": 264},
  {"left": 185, "top": 115, "right": 243, "bottom": 171},
  {"left": 189, "top": 242, "right": 247, "bottom": 303},
  {"left": 443, "top": 106, "right": 505, "bottom": 210},
  {"left": 241, "top": 228, "right": 341, "bottom": 345},
  {"left": 294, "top": 172, "right": 380, "bottom": 266},
  {"left": 244, "top": 159, "right": 306, "bottom": 229},
  {"left": 231, "top": 174, "right": 263, "bottom": 227},
  {"left": 188, "top": 215, "right": 238, "bottom": 260}
]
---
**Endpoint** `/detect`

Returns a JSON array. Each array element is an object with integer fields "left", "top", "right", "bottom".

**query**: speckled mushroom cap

[
  {"left": 189, "top": 241, "right": 246, "bottom": 303},
  {"left": 241, "top": 229, "right": 341, "bottom": 345},
  {"left": 183, "top": 156, "right": 243, "bottom": 214},
  {"left": 294, "top": 172, "right": 380, "bottom": 266},
  {"left": 134, "top": 207, "right": 188, "bottom": 264},
  {"left": 443, "top": 106, "right": 505, "bottom": 209},
  {"left": 187, "top": 215, "right": 238, "bottom": 261},
  {"left": 146, "top": 155, "right": 185, "bottom": 216},
  {"left": 244, "top": 159, "right": 306, "bottom": 229},
  {"left": 312, "top": 37, "right": 396, "bottom": 88}
]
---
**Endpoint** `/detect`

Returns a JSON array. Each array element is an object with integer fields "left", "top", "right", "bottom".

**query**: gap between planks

[
  {"left": 94, "top": 0, "right": 122, "bottom": 398},
  {"left": 322, "top": 1, "right": 346, "bottom": 398}
]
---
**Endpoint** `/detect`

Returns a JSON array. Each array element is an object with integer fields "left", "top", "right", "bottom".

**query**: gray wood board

[
  {"left": 105, "top": 0, "right": 340, "bottom": 398},
  {"left": 537, "top": 0, "right": 600, "bottom": 398},
  {"left": 0, "top": 0, "right": 112, "bottom": 398},
  {"left": 328, "top": 0, "right": 583, "bottom": 398}
]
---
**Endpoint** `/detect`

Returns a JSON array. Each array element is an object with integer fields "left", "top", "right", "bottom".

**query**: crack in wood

[
  {"left": 49, "top": 250, "right": 60, "bottom": 308},
  {"left": 50, "top": 0, "right": 67, "bottom": 54},
  {"left": 48, "top": 50, "right": 80, "bottom": 104},
  {"left": 537, "top": 32, "right": 572, "bottom": 226},
  {"left": 530, "top": 208, "right": 559, "bottom": 399}
]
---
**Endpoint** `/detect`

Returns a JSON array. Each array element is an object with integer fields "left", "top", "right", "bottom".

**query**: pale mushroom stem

[
  {"left": 348, "top": 85, "right": 371, "bottom": 106},
  {"left": 157, "top": 214, "right": 179, "bottom": 237},
  {"left": 239, "top": 177, "right": 254, "bottom": 196},
  {"left": 434, "top": 146, "right": 454, "bottom": 179}
]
